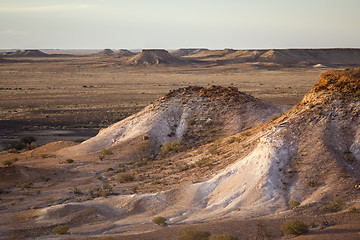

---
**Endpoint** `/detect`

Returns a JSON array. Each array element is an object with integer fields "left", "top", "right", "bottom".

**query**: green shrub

[
  {"left": 176, "top": 227, "right": 211, "bottom": 240},
  {"left": 209, "top": 233, "right": 237, "bottom": 240},
  {"left": 289, "top": 200, "right": 300, "bottom": 209},
  {"left": 152, "top": 216, "right": 167, "bottom": 226},
  {"left": 280, "top": 219, "right": 308, "bottom": 236},
  {"left": 65, "top": 159, "right": 74, "bottom": 164},
  {"left": 1, "top": 157, "right": 18, "bottom": 167},
  {"left": 101, "top": 148, "right": 112, "bottom": 155},
  {"left": 118, "top": 172, "right": 135, "bottom": 182},
  {"left": 52, "top": 225, "right": 69, "bottom": 235},
  {"left": 320, "top": 198, "right": 344, "bottom": 212}
]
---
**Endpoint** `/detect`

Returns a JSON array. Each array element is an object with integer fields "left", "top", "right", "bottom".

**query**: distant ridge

[
  {"left": 2, "top": 50, "right": 49, "bottom": 57},
  {"left": 217, "top": 48, "right": 360, "bottom": 66},
  {"left": 171, "top": 48, "right": 208, "bottom": 57}
]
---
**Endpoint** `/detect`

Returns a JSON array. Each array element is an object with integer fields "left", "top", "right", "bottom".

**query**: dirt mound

[
  {"left": 58, "top": 85, "right": 285, "bottom": 156},
  {"left": 114, "top": 49, "right": 135, "bottom": 57},
  {"left": 312, "top": 68, "right": 360, "bottom": 95},
  {"left": 171, "top": 48, "right": 208, "bottom": 57},
  {"left": 127, "top": 49, "right": 187, "bottom": 65},
  {"left": 94, "top": 49, "right": 114, "bottom": 56},
  {"left": 4, "top": 50, "right": 49, "bottom": 57}
]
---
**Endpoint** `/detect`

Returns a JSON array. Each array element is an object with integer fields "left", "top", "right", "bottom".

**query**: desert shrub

[
  {"left": 65, "top": 159, "right": 74, "bottom": 164},
  {"left": 209, "top": 233, "right": 237, "bottom": 240},
  {"left": 280, "top": 219, "right": 308, "bottom": 236},
  {"left": 52, "top": 225, "right": 69, "bottom": 235},
  {"left": 320, "top": 197, "right": 344, "bottom": 212},
  {"left": 160, "top": 140, "right": 186, "bottom": 157},
  {"left": 39, "top": 154, "right": 48, "bottom": 158},
  {"left": 208, "top": 145, "right": 221, "bottom": 155},
  {"left": 21, "top": 136, "right": 36, "bottom": 145},
  {"left": 7, "top": 148, "right": 18, "bottom": 153},
  {"left": 105, "top": 167, "right": 113, "bottom": 171},
  {"left": 344, "top": 152, "right": 355, "bottom": 163},
  {"left": 241, "top": 131, "right": 252, "bottom": 137},
  {"left": 289, "top": 200, "right": 300, "bottom": 209},
  {"left": 1, "top": 157, "right": 18, "bottom": 167},
  {"left": 134, "top": 140, "right": 150, "bottom": 157},
  {"left": 348, "top": 206, "right": 357, "bottom": 213},
  {"left": 305, "top": 180, "right": 315, "bottom": 187},
  {"left": 101, "top": 148, "right": 112, "bottom": 155},
  {"left": 152, "top": 216, "right": 167, "bottom": 226},
  {"left": 196, "top": 157, "right": 214, "bottom": 168},
  {"left": 176, "top": 227, "right": 211, "bottom": 240},
  {"left": 71, "top": 187, "right": 82, "bottom": 195},
  {"left": 118, "top": 172, "right": 135, "bottom": 182},
  {"left": 175, "top": 161, "right": 190, "bottom": 171},
  {"left": 17, "top": 180, "right": 33, "bottom": 189}
]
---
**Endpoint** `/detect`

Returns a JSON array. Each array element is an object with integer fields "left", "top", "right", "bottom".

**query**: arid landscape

[{"left": 0, "top": 49, "right": 360, "bottom": 240}]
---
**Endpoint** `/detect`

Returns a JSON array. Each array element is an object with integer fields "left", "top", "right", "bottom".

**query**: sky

[{"left": 0, "top": 0, "right": 360, "bottom": 50}]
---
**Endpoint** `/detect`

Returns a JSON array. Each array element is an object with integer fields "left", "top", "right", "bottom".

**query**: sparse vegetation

[
  {"left": 320, "top": 197, "right": 344, "bottom": 212},
  {"left": 101, "top": 148, "right": 112, "bottom": 155},
  {"left": 152, "top": 216, "right": 167, "bottom": 226},
  {"left": 160, "top": 140, "right": 186, "bottom": 157},
  {"left": 1, "top": 157, "right": 18, "bottom": 167},
  {"left": 305, "top": 180, "right": 315, "bottom": 187},
  {"left": 52, "top": 225, "right": 69, "bottom": 235},
  {"left": 176, "top": 227, "right": 211, "bottom": 240},
  {"left": 208, "top": 144, "right": 221, "bottom": 155},
  {"left": 280, "top": 219, "right": 308, "bottom": 236},
  {"left": 118, "top": 172, "right": 135, "bottom": 182},
  {"left": 289, "top": 200, "right": 300, "bottom": 209},
  {"left": 134, "top": 140, "right": 150, "bottom": 158}
]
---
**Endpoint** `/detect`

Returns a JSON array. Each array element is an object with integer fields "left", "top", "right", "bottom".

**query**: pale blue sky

[{"left": 1, "top": 0, "right": 359, "bottom": 49}]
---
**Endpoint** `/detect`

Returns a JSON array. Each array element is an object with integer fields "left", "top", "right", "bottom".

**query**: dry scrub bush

[
  {"left": 1, "top": 157, "right": 18, "bottom": 167},
  {"left": 176, "top": 227, "right": 210, "bottom": 240},
  {"left": 118, "top": 172, "right": 135, "bottom": 182},
  {"left": 52, "top": 225, "right": 69, "bottom": 235},
  {"left": 280, "top": 219, "right": 308, "bottom": 236},
  {"left": 320, "top": 197, "right": 344, "bottom": 212},
  {"left": 134, "top": 140, "right": 150, "bottom": 155},
  {"left": 289, "top": 200, "right": 300, "bottom": 209},
  {"left": 209, "top": 233, "right": 237, "bottom": 240},
  {"left": 160, "top": 140, "right": 186, "bottom": 157},
  {"left": 152, "top": 216, "right": 167, "bottom": 226},
  {"left": 101, "top": 148, "right": 112, "bottom": 155}
]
